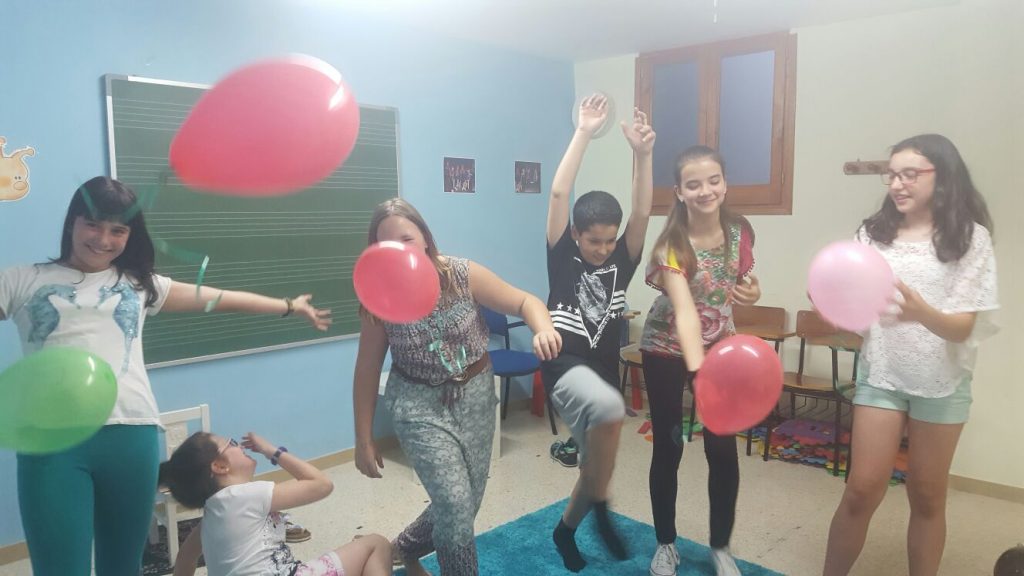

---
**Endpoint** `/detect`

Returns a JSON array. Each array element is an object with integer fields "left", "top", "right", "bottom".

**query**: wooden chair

[
  {"left": 733, "top": 305, "right": 791, "bottom": 455},
  {"left": 770, "top": 310, "right": 861, "bottom": 475},
  {"left": 734, "top": 305, "right": 790, "bottom": 352},
  {"left": 617, "top": 309, "right": 644, "bottom": 412}
]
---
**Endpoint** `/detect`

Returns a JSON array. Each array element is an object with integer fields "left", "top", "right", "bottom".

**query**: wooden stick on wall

[{"left": 843, "top": 160, "right": 889, "bottom": 175}]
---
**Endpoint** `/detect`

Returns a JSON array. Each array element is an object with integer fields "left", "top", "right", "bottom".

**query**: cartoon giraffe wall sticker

[{"left": 0, "top": 136, "right": 36, "bottom": 202}]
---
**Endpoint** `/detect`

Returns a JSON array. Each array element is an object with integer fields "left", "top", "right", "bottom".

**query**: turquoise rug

[{"left": 409, "top": 499, "right": 784, "bottom": 575}]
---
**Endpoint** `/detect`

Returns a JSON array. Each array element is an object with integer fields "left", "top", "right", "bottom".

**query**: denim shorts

[{"left": 852, "top": 377, "right": 972, "bottom": 424}]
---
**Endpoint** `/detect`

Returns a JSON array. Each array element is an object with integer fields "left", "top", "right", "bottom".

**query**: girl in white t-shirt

[
  {"left": 823, "top": 135, "right": 999, "bottom": 576},
  {"left": 0, "top": 177, "right": 332, "bottom": 575},
  {"left": 160, "top": 431, "right": 392, "bottom": 576}
]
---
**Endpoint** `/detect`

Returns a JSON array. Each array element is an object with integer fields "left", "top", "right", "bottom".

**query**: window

[{"left": 636, "top": 32, "right": 797, "bottom": 215}]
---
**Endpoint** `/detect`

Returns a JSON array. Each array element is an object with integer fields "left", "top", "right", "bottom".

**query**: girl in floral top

[
  {"left": 639, "top": 146, "right": 758, "bottom": 576},
  {"left": 352, "top": 198, "right": 561, "bottom": 576},
  {"left": 824, "top": 134, "right": 998, "bottom": 576}
]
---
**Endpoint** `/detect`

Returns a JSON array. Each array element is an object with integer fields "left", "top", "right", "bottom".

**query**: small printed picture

[
  {"left": 444, "top": 157, "right": 475, "bottom": 193},
  {"left": 514, "top": 161, "right": 541, "bottom": 194}
]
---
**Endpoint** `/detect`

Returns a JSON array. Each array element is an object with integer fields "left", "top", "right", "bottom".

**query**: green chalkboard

[{"left": 104, "top": 75, "right": 399, "bottom": 367}]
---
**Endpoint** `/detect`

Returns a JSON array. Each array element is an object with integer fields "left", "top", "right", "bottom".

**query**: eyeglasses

[
  {"left": 218, "top": 438, "right": 238, "bottom": 456},
  {"left": 882, "top": 168, "right": 935, "bottom": 186}
]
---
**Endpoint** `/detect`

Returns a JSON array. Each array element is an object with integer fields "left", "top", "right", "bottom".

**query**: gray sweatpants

[
  {"left": 549, "top": 364, "right": 626, "bottom": 466},
  {"left": 384, "top": 367, "right": 497, "bottom": 576}
]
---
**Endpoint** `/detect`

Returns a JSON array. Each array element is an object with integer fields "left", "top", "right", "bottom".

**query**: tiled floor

[{"left": 2, "top": 407, "right": 1021, "bottom": 575}]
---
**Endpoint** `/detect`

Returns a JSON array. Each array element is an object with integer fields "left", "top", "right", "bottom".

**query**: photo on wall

[
  {"left": 514, "top": 161, "right": 541, "bottom": 194},
  {"left": 444, "top": 156, "right": 475, "bottom": 193}
]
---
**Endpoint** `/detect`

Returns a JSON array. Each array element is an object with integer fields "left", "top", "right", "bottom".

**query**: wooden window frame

[{"left": 636, "top": 32, "right": 797, "bottom": 215}]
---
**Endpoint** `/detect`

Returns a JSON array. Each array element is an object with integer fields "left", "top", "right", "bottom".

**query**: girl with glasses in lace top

[{"left": 823, "top": 134, "right": 999, "bottom": 576}]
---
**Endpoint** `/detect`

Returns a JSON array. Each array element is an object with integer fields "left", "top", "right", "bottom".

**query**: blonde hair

[{"left": 362, "top": 198, "right": 458, "bottom": 321}]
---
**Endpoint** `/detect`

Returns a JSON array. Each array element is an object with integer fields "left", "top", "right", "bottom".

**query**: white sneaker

[
  {"left": 649, "top": 543, "right": 680, "bottom": 576},
  {"left": 711, "top": 547, "right": 741, "bottom": 576}
]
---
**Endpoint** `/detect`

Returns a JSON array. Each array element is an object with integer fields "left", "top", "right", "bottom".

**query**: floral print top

[{"left": 640, "top": 222, "right": 754, "bottom": 359}]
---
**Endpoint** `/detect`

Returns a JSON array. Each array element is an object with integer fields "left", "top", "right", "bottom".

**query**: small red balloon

[
  {"left": 695, "top": 335, "right": 783, "bottom": 435},
  {"left": 353, "top": 242, "right": 440, "bottom": 324},
  {"left": 169, "top": 55, "right": 361, "bottom": 196}
]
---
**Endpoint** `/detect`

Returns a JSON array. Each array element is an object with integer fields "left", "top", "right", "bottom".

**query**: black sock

[
  {"left": 553, "top": 519, "right": 586, "bottom": 572},
  {"left": 592, "top": 501, "right": 628, "bottom": 560}
]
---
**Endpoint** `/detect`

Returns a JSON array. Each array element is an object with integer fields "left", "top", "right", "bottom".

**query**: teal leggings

[{"left": 17, "top": 424, "right": 159, "bottom": 576}]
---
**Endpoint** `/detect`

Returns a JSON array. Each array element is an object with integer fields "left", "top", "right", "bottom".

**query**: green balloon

[{"left": 0, "top": 347, "right": 118, "bottom": 454}]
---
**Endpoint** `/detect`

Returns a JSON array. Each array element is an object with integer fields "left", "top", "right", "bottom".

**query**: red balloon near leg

[
  {"left": 353, "top": 241, "right": 440, "bottom": 324},
  {"left": 695, "top": 334, "right": 783, "bottom": 435},
  {"left": 170, "top": 55, "right": 361, "bottom": 196}
]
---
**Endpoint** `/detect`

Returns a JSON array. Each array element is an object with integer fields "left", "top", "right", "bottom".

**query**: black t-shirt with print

[{"left": 542, "top": 224, "right": 640, "bottom": 390}]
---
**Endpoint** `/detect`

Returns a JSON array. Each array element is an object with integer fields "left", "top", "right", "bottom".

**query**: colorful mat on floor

[
  {"left": 637, "top": 412, "right": 703, "bottom": 442},
  {"left": 745, "top": 418, "right": 907, "bottom": 484},
  {"left": 410, "top": 499, "right": 784, "bottom": 575}
]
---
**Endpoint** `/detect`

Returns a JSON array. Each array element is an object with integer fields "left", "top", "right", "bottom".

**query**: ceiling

[{"left": 334, "top": 0, "right": 959, "bottom": 61}]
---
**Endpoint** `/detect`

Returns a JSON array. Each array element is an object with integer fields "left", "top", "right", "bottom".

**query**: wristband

[
  {"left": 282, "top": 297, "right": 294, "bottom": 318},
  {"left": 270, "top": 446, "right": 288, "bottom": 465}
]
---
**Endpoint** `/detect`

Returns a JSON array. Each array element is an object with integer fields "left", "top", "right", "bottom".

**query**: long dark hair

[
  {"left": 652, "top": 145, "right": 753, "bottom": 278},
  {"left": 56, "top": 177, "right": 159, "bottom": 306},
  {"left": 157, "top": 432, "right": 222, "bottom": 510},
  {"left": 862, "top": 134, "right": 993, "bottom": 262}
]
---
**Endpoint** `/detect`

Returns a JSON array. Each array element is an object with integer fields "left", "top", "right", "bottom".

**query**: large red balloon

[
  {"left": 695, "top": 335, "right": 783, "bottom": 435},
  {"left": 169, "top": 55, "right": 361, "bottom": 196},
  {"left": 353, "top": 241, "right": 440, "bottom": 324}
]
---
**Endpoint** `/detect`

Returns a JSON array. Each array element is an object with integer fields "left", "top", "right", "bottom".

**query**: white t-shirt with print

[
  {"left": 0, "top": 263, "right": 172, "bottom": 424},
  {"left": 201, "top": 481, "right": 301, "bottom": 576},
  {"left": 856, "top": 224, "right": 999, "bottom": 398}
]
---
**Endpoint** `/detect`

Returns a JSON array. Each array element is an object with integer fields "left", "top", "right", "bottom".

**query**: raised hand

[
  {"left": 577, "top": 93, "right": 610, "bottom": 136},
  {"left": 621, "top": 108, "right": 656, "bottom": 155},
  {"left": 242, "top": 432, "right": 275, "bottom": 458}
]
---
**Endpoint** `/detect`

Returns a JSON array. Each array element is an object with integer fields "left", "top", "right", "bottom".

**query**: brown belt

[{"left": 391, "top": 351, "right": 491, "bottom": 387}]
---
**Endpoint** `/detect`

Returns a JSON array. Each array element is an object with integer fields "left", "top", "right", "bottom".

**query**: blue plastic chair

[{"left": 480, "top": 307, "right": 558, "bottom": 435}]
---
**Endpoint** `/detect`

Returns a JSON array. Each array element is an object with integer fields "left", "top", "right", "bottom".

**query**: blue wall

[{"left": 0, "top": 0, "right": 573, "bottom": 547}]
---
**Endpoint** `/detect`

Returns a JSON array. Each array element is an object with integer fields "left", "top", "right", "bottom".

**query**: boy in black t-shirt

[{"left": 543, "top": 93, "right": 655, "bottom": 571}]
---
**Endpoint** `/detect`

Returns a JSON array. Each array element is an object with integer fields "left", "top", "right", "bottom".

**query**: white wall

[{"left": 574, "top": 0, "right": 1023, "bottom": 488}]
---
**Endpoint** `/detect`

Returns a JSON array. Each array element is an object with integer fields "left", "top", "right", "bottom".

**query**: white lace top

[{"left": 856, "top": 224, "right": 999, "bottom": 398}]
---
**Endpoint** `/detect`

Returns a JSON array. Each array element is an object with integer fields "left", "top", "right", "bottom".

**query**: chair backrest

[
  {"left": 734, "top": 305, "right": 785, "bottom": 331},
  {"left": 793, "top": 310, "right": 862, "bottom": 381},
  {"left": 619, "top": 305, "right": 639, "bottom": 347},
  {"left": 795, "top": 309, "right": 835, "bottom": 338},
  {"left": 480, "top": 307, "right": 509, "bottom": 337},
  {"left": 794, "top": 310, "right": 862, "bottom": 349},
  {"left": 159, "top": 404, "right": 211, "bottom": 460}
]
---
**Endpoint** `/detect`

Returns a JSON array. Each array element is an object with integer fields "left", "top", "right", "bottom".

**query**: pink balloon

[
  {"left": 807, "top": 241, "right": 895, "bottom": 332},
  {"left": 695, "top": 335, "right": 783, "bottom": 435},
  {"left": 353, "top": 242, "right": 440, "bottom": 324},
  {"left": 170, "top": 55, "right": 361, "bottom": 196}
]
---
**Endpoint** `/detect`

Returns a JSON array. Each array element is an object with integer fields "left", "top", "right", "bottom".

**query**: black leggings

[{"left": 642, "top": 352, "right": 739, "bottom": 548}]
